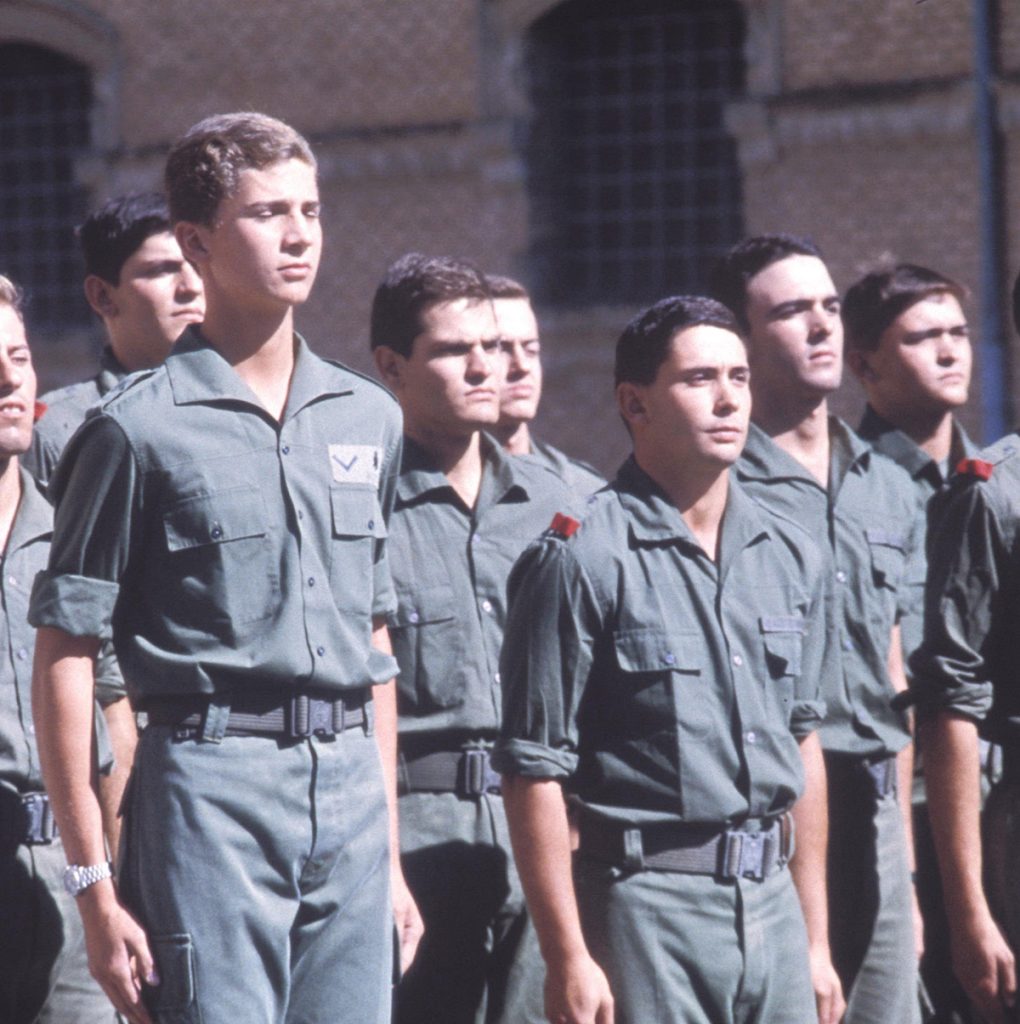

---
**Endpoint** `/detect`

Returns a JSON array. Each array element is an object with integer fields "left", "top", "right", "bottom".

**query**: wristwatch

[{"left": 63, "top": 861, "right": 114, "bottom": 897}]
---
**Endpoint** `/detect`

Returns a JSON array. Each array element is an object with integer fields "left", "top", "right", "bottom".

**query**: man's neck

[
  {"left": 753, "top": 394, "right": 830, "bottom": 487},
  {"left": 871, "top": 400, "right": 955, "bottom": 464},
  {"left": 406, "top": 424, "right": 486, "bottom": 509},
  {"left": 201, "top": 300, "right": 297, "bottom": 421},
  {"left": 0, "top": 456, "right": 23, "bottom": 554},
  {"left": 493, "top": 419, "right": 532, "bottom": 456},
  {"left": 636, "top": 448, "right": 729, "bottom": 561}
]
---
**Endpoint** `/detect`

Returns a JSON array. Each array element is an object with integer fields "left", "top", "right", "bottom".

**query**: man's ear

[
  {"left": 373, "top": 345, "right": 405, "bottom": 391},
  {"left": 616, "top": 381, "right": 648, "bottom": 428},
  {"left": 846, "top": 348, "right": 875, "bottom": 383},
  {"left": 83, "top": 275, "right": 117, "bottom": 319},
  {"left": 175, "top": 222, "right": 210, "bottom": 265}
]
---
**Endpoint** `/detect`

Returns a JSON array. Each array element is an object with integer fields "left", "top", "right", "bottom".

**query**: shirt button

[
  {"left": 316, "top": 646, "right": 326, "bottom": 657},
  {"left": 732, "top": 654, "right": 743, "bottom": 667},
  {"left": 7, "top": 575, "right": 15, "bottom": 586},
  {"left": 494, "top": 671, "right": 502, "bottom": 684},
  {"left": 282, "top": 445, "right": 290, "bottom": 455},
  {"left": 836, "top": 570, "right": 847, "bottom": 583},
  {"left": 308, "top": 577, "right": 315, "bottom": 588},
  {"left": 663, "top": 652, "right": 676, "bottom": 666},
  {"left": 482, "top": 599, "right": 493, "bottom": 614},
  {"left": 16, "top": 647, "right": 27, "bottom": 661},
  {"left": 843, "top": 638, "right": 853, "bottom": 651},
  {"left": 746, "top": 730, "right": 757, "bottom": 745},
  {"left": 367, "top": 519, "right": 375, "bottom": 531},
  {"left": 297, "top": 509, "right": 304, "bottom": 520},
  {"left": 210, "top": 523, "right": 223, "bottom": 540},
  {"left": 408, "top": 611, "right": 420, "bottom": 624}
]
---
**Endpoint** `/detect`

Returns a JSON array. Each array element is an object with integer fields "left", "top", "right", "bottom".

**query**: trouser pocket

[{"left": 144, "top": 933, "right": 201, "bottom": 1024}]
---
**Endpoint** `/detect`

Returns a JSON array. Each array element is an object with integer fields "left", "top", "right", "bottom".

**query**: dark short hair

[
  {"left": 166, "top": 112, "right": 316, "bottom": 226},
  {"left": 709, "top": 233, "right": 823, "bottom": 329},
  {"left": 615, "top": 295, "right": 744, "bottom": 387},
  {"left": 843, "top": 263, "right": 968, "bottom": 353},
  {"left": 369, "top": 252, "right": 491, "bottom": 356},
  {"left": 78, "top": 193, "right": 171, "bottom": 285},
  {"left": 487, "top": 274, "right": 530, "bottom": 301}
]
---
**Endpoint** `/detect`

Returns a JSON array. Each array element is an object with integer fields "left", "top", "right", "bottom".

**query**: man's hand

[
  {"left": 78, "top": 885, "right": 157, "bottom": 1024},
  {"left": 911, "top": 884, "right": 925, "bottom": 963},
  {"left": 392, "top": 864, "right": 424, "bottom": 974},
  {"left": 808, "top": 943, "right": 845, "bottom": 1024},
  {"left": 545, "top": 951, "right": 614, "bottom": 1024},
  {"left": 951, "top": 909, "right": 1016, "bottom": 1024}
]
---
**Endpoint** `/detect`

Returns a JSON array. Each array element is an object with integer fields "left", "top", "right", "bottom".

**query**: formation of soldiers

[{"left": 1, "top": 110, "right": 1017, "bottom": 1024}]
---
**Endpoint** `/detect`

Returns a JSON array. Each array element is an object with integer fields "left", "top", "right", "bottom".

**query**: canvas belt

[
  {"left": 0, "top": 792, "right": 59, "bottom": 846},
  {"left": 398, "top": 747, "right": 502, "bottom": 797},
  {"left": 578, "top": 812, "right": 794, "bottom": 881},
  {"left": 147, "top": 690, "right": 368, "bottom": 741}
]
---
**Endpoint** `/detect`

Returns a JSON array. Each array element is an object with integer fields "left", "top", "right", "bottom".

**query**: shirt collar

[
  {"left": 165, "top": 327, "right": 354, "bottom": 415},
  {"left": 396, "top": 432, "right": 530, "bottom": 506},
  {"left": 8, "top": 467, "right": 52, "bottom": 554},
  {"left": 96, "top": 347, "right": 128, "bottom": 395}
]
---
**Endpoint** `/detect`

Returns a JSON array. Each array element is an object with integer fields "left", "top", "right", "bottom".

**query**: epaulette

[
  {"left": 548, "top": 512, "right": 581, "bottom": 538},
  {"left": 33, "top": 401, "right": 47, "bottom": 422},
  {"left": 956, "top": 458, "right": 994, "bottom": 481},
  {"left": 97, "top": 367, "right": 160, "bottom": 408}
]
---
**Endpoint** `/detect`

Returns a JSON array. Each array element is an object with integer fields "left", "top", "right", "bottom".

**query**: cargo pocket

[
  {"left": 390, "top": 580, "right": 465, "bottom": 711},
  {"left": 865, "top": 528, "right": 907, "bottom": 591},
  {"left": 759, "top": 616, "right": 805, "bottom": 679},
  {"left": 143, "top": 933, "right": 200, "bottom": 1024},
  {"left": 330, "top": 486, "right": 387, "bottom": 614}
]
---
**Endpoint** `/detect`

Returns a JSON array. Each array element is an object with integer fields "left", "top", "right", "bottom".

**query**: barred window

[
  {"left": 0, "top": 44, "right": 91, "bottom": 331},
  {"left": 524, "top": 0, "right": 745, "bottom": 307}
]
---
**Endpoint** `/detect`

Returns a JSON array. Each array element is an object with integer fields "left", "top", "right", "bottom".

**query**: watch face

[{"left": 63, "top": 866, "right": 81, "bottom": 895}]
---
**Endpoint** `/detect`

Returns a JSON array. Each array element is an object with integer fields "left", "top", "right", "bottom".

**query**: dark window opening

[
  {"left": 524, "top": 0, "right": 745, "bottom": 307},
  {"left": 0, "top": 44, "right": 92, "bottom": 332}
]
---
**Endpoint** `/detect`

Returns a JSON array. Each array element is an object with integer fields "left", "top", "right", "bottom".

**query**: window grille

[
  {"left": 524, "top": 0, "right": 745, "bottom": 306},
  {"left": 0, "top": 44, "right": 91, "bottom": 331}
]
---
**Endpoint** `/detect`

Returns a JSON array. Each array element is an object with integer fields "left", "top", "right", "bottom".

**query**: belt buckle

[
  {"left": 289, "top": 694, "right": 337, "bottom": 738},
  {"left": 22, "top": 793, "right": 56, "bottom": 846},
  {"left": 462, "top": 749, "right": 500, "bottom": 796},
  {"left": 722, "top": 828, "right": 766, "bottom": 881}
]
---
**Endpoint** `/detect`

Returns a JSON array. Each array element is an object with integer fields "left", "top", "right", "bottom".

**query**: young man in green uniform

[
  {"left": 29, "top": 113, "right": 417, "bottom": 1024},
  {"left": 0, "top": 275, "right": 115, "bottom": 1023},
  {"left": 711, "top": 235, "right": 924, "bottom": 1024},
  {"left": 370, "top": 254, "right": 575, "bottom": 1024},
  {"left": 908, "top": 280, "right": 1020, "bottom": 1024},
  {"left": 24, "top": 192, "right": 204, "bottom": 859},
  {"left": 843, "top": 263, "right": 980, "bottom": 1023},
  {"left": 487, "top": 274, "right": 604, "bottom": 495},
  {"left": 495, "top": 295, "right": 842, "bottom": 1024}
]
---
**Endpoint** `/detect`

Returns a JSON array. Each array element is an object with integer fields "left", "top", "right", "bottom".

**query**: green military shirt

[
  {"left": 858, "top": 404, "right": 976, "bottom": 667},
  {"left": 494, "top": 457, "right": 829, "bottom": 828},
  {"left": 24, "top": 346, "right": 130, "bottom": 706},
  {"left": 24, "top": 346, "right": 126, "bottom": 490},
  {"left": 737, "top": 419, "right": 922, "bottom": 760},
  {"left": 525, "top": 438, "right": 605, "bottom": 497},
  {"left": 29, "top": 327, "right": 401, "bottom": 705},
  {"left": 911, "top": 433, "right": 1020, "bottom": 736},
  {"left": 387, "top": 434, "right": 576, "bottom": 742},
  {"left": 0, "top": 470, "right": 54, "bottom": 797}
]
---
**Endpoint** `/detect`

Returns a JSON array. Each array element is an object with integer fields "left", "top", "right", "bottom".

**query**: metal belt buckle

[
  {"left": 722, "top": 828, "right": 766, "bottom": 881},
  {"left": 462, "top": 749, "right": 501, "bottom": 796},
  {"left": 289, "top": 695, "right": 337, "bottom": 738},
  {"left": 22, "top": 793, "right": 57, "bottom": 846}
]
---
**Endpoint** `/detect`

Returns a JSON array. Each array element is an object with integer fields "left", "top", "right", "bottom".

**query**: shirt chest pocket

[
  {"left": 390, "top": 580, "right": 465, "bottom": 712},
  {"left": 330, "top": 486, "right": 387, "bottom": 614},
  {"left": 865, "top": 528, "right": 908, "bottom": 591},
  {"left": 612, "top": 628, "right": 711, "bottom": 738},
  {"left": 162, "top": 486, "right": 276, "bottom": 634},
  {"left": 759, "top": 616, "right": 805, "bottom": 679}
]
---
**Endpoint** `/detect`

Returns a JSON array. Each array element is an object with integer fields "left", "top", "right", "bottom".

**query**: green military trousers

[
  {"left": 119, "top": 720, "right": 392, "bottom": 1024},
  {"left": 0, "top": 828, "right": 116, "bottom": 1024},
  {"left": 396, "top": 791, "right": 546, "bottom": 1024},
  {"left": 574, "top": 856, "right": 815, "bottom": 1024}
]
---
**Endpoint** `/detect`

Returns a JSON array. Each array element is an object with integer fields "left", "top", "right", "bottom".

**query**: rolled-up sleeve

[
  {"left": 29, "top": 414, "right": 140, "bottom": 638},
  {"left": 790, "top": 567, "right": 829, "bottom": 737},
  {"left": 493, "top": 538, "right": 599, "bottom": 780},
  {"left": 910, "top": 482, "right": 1005, "bottom": 723}
]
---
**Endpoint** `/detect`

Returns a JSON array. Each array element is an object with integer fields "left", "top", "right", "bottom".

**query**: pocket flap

[
  {"left": 163, "top": 487, "right": 266, "bottom": 552},
  {"left": 759, "top": 616, "right": 805, "bottom": 676},
  {"left": 865, "top": 528, "right": 906, "bottom": 551},
  {"left": 391, "top": 581, "right": 456, "bottom": 627},
  {"left": 613, "top": 628, "right": 704, "bottom": 673},
  {"left": 331, "top": 486, "right": 387, "bottom": 538}
]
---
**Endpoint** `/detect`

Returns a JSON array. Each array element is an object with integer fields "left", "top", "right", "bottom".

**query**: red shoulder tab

[
  {"left": 956, "top": 458, "right": 994, "bottom": 481},
  {"left": 549, "top": 512, "right": 580, "bottom": 538},
  {"left": 33, "top": 401, "right": 47, "bottom": 422}
]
